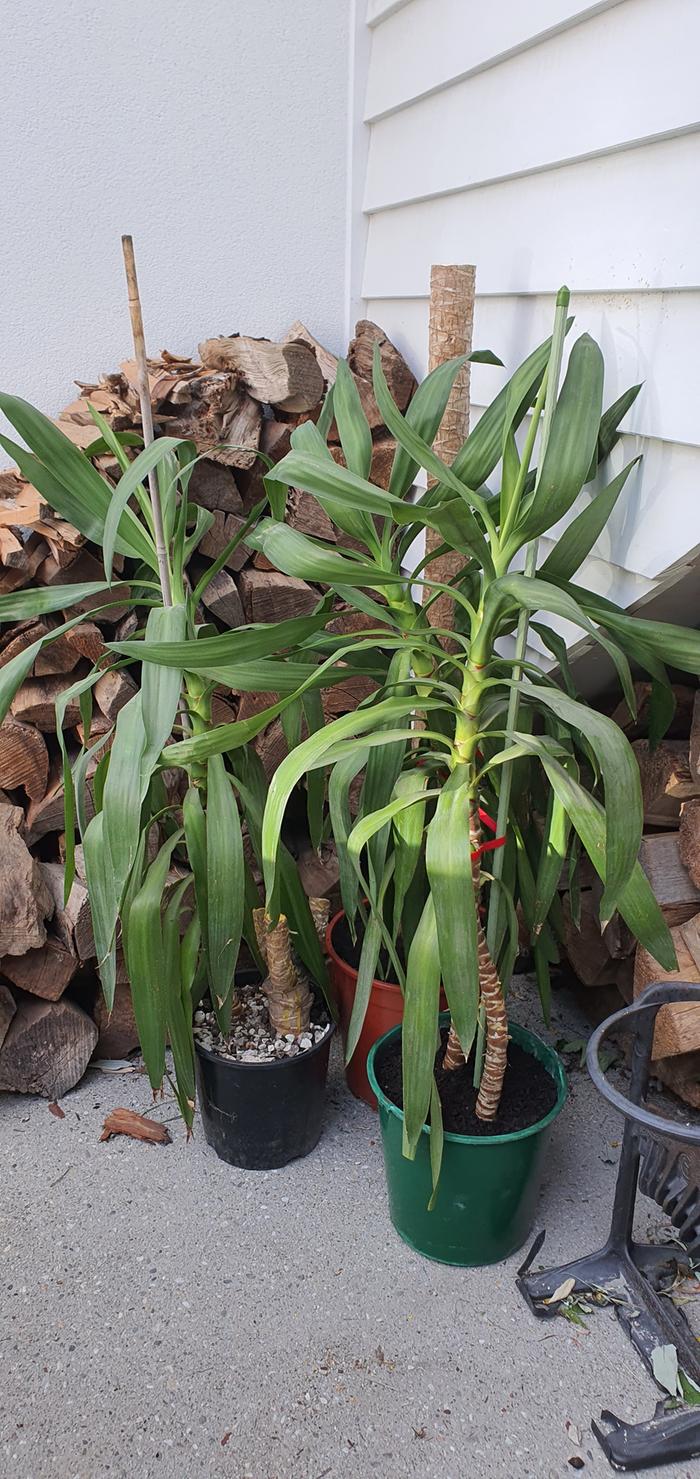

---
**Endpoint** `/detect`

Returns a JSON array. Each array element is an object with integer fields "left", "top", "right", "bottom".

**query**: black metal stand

[{"left": 517, "top": 982, "right": 700, "bottom": 1471}]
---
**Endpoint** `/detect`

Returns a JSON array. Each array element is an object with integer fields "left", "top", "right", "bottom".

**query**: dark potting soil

[
  {"left": 375, "top": 1027, "right": 559, "bottom": 1136},
  {"left": 332, "top": 913, "right": 403, "bottom": 985}
]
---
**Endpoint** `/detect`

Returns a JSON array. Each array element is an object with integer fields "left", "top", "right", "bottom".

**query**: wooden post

[{"left": 424, "top": 264, "right": 476, "bottom": 634}]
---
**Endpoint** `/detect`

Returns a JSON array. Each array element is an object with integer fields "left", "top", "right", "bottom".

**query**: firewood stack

[
  {"left": 0, "top": 319, "right": 417, "bottom": 1098},
  {"left": 559, "top": 681, "right": 700, "bottom": 1109}
]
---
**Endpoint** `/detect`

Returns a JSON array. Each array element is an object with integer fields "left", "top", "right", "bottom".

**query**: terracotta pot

[{"left": 325, "top": 909, "right": 446, "bottom": 1110}]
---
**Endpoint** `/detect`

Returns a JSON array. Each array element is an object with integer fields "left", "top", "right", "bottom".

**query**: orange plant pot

[{"left": 325, "top": 909, "right": 446, "bottom": 1110}]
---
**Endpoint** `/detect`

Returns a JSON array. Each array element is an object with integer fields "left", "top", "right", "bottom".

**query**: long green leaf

[
  {"left": 103, "top": 436, "right": 186, "bottom": 581},
  {"left": 425, "top": 783, "right": 480, "bottom": 1059},
  {"left": 206, "top": 755, "right": 244, "bottom": 1032},
  {"left": 388, "top": 354, "right": 467, "bottom": 498},
  {"left": 451, "top": 327, "right": 570, "bottom": 488},
  {"left": 539, "top": 458, "right": 640, "bottom": 582},
  {"left": 110, "top": 610, "right": 332, "bottom": 668},
  {"left": 518, "top": 686, "right": 643, "bottom": 919},
  {"left": 139, "top": 604, "right": 187, "bottom": 782},
  {"left": 328, "top": 748, "right": 369, "bottom": 923},
  {"left": 248, "top": 519, "right": 401, "bottom": 588},
  {"left": 122, "top": 830, "right": 184, "bottom": 1089},
  {"left": 512, "top": 334, "right": 604, "bottom": 546},
  {"left": 402, "top": 896, "right": 441, "bottom": 1158}
]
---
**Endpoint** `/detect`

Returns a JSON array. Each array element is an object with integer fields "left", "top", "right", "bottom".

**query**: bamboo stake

[
  {"left": 121, "top": 235, "right": 172, "bottom": 607},
  {"left": 424, "top": 265, "right": 475, "bottom": 640}
]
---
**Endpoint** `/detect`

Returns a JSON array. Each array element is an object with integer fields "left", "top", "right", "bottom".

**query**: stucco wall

[{"left": 0, "top": 0, "right": 350, "bottom": 420}]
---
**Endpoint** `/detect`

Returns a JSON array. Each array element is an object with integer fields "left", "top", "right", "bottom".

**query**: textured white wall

[{"left": 0, "top": 0, "right": 350, "bottom": 418}]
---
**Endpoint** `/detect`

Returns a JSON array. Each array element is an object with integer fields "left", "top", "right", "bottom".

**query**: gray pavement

[{"left": 1, "top": 979, "right": 699, "bottom": 1479}]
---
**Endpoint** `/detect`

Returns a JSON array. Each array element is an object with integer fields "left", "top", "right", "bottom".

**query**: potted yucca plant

[
  {"left": 253, "top": 289, "right": 700, "bottom": 1262},
  {"left": 0, "top": 385, "right": 377, "bottom": 1167}
]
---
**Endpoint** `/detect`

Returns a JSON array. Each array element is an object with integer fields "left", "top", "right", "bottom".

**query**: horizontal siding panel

[
  {"left": 367, "top": 296, "right": 700, "bottom": 584},
  {"left": 366, "top": 0, "right": 624, "bottom": 120},
  {"left": 364, "top": 0, "right": 700, "bottom": 209},
  {"left": 363, "top": 135, "right": 700, "bottom": 298},
  {"left": 366, "top": 292, "right": 700, "bottom": 448}
]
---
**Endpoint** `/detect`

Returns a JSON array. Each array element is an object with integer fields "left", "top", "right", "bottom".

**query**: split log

[
  {"left": 198, "top": 511, "right": 250, "bottom": 572},
  {"left": 162, "top": 371, "right": 263, "bottom": 471},
  {"left": 10, "top": 673, "right": 85, "bottom": 731},
  {"left": 690, "top": 691, "right": 700, "bottom": 785},
  {"left": 0, "top": 618, "right": 53, "bottom": 669},
  {"left": 322, "top": 673, "right": 378, "bottom": 717},
  {"left": 610, "top": 682, "right": 697, "bottom": 741},
  {"left": 679, "top": 797, "right": 700, "bottom": 889},
  {"left": 634, "top": 912, "right": 700, "bottom": 1058},
  {"left": 283, "top": 321, "right": 338, "bottom": 386},
  {"left": 0, "top": 717, "right": 49, "bottom": 800},
  {"left": 94, "top": 668, "right": 138, "bottom": 722},
  {"left": 638, "top": 832, "right": 700, "bottom": 926},
  {"left": 0, "top": 984, "right": 16, "bottom": 1051},
  {"left": 25, "top": 766, "right": 95, "bottom": 846},
  {"left": 633, "top": 740, "right": 700, "bottom": 827},
  {"left": 93, "top": 979, "right": 140, "bottom": 1058},
  {"left": 562, "top": 890, "right": 633, "bottom": 991},
  {"left": 0, "top": 803, "right": 53, "bottom": 955},
  {"left": 0, "top": 994, "right": 98, "bottom": 1097},
  {"left": 654, "top": 1053, "right": 700, "bottom": 1109},
  {"left": 0, "top": 935, "right": 79, "bottom": 1001},
  {"left": 34, "top": 621, "right": 105, "bottom": 676},
  {"left": 0, "top": 533, "right": 48, "bottom": 593},
  {"left": 238, "top": 569, "right": 318, "bottom": 624},
  {"left": 346, "top": 321, "right": 417, "bottom": 431},
  {"left": 184, "top": 459, "right": 243, "bottom": 512},
  {"left": 287, "top": 488, "right": 336, "bottom": 543},
  {"left": 198, "top": 567, "right": 244, "bottom": 628},
  {"left": 199, "top": 335, "right": 324, "bottom": 413},
  {"left": 38, "top": 863, "right": 94, "bottom": 961}
]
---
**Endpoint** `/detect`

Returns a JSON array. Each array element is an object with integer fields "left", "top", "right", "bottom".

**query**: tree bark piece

[
  {"left": 34, "top": 621, "right": 105, "bottom": 676},
  {"left": 0, "top": 984, "right": 16, "bottom": 1051},
  {"left": 0, "top": 717, "right": 49, "bottom": 800},
  {"left": 199, "top": 336, "right": 324, "bottom": 413},
  {"left": 0, "top": 995, "right": 98, "bottom": 1097},
  {"left": 100, "top": 1107, "right": 170, "bottom": 1143},
  {"left": 0, "top": 936, "right": 78, "bottom": 1001},
  {"left": 238, "top": 569, "right": 317, "bottom": 624},
  {"left": 0, "top": 803, "right": 53, "bottom": 955},
  {"left": 690, "top": 691, "right": 700, "bottom": 784},
  {"left": 679, "top": 797, "right": 700, "bottom": 889},
  {"left": 634, "top": 912, "right": 700, "bottom": 1058},
  {"left": 424, "top": 265, "right": 476, "bottom": 636}
]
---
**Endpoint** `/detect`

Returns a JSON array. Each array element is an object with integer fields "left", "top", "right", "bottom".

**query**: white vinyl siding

[{"left": 359, "top": 0, "right": 700, "bottom": 615}]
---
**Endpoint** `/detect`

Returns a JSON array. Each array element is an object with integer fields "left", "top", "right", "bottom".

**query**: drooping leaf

[
  {"left": 425, "top": 782, "right": 480, "bottom": 1059},
  {"left": 402, "top": 896, "right": 441, "bottom": 1158},
  {"left": 539, "top": 458, "right": 640, "bottom": 582}
]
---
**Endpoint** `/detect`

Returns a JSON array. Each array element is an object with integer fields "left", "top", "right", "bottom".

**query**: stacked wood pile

[
  {"left": 0, "top": 318, "right": 417, "bottom": 1098},
  {"left": 560, "top": 682, "right": 700, "bottom": 1109}
]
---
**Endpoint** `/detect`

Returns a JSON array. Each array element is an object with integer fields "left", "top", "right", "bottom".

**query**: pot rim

[
  {"left": 326, "top": 907, "right": 402, "bottom": 994},
  {"left": 367, "top": 1013, "right": 567, "bottom": 1146},
  {"left": 195, "top": 1019, "right": 335, "bottom": 1070}
]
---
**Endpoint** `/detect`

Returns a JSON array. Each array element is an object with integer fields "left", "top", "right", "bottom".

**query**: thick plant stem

[
  {"left": 253, "top": 908, "right": 312, "bottom": 1035},
  {"left": 121, "top": 234, "right": 172, "bottom": 608}
]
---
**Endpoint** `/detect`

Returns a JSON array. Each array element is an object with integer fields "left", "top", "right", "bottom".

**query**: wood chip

[{"left": 99, "top": 1108, "right": 171, "bottom": 1144}]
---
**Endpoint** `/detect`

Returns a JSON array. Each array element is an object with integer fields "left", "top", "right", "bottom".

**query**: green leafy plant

[
  {"left": 0, "top": 395, "right": 370, "bottom": 1127},
  {"left": 255, "top": 290, "right": 700, "bottom": 1181}
]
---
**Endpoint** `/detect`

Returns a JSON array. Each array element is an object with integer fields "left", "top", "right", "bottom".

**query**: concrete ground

[{"left": 2, "top": 978, "right": 699, "bottom": 1479}]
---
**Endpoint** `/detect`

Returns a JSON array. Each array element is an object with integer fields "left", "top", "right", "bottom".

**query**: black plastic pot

[{"left": 195, "top": 973, "right": 335, "bottom": 1170}]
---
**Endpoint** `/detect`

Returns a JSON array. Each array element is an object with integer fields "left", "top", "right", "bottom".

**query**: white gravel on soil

[
  {"left": 1, "top": 974, "right": 699, "bottom": 1479},
  {"left": 193, "top": 983, "right": 331, "bottom": 1064}
]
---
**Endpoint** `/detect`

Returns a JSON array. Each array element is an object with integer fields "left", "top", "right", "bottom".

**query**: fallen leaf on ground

[
  {"left": 545, "top": 1277, "right": 576, "bottom": 1304},
  {"left": 220, "top": 1432, "right": 232, "bottom": 1447},
  {"left": 48, "top": 1102, "right": 65, "bottom": 1119},
  {"left": 99, "top": 1108, "right": 171, "bottom": 1144}
]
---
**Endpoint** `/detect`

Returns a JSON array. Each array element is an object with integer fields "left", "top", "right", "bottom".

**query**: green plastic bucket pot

[{"left": 367, "top": 1015, "right": 567, "bottom": 1267}]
